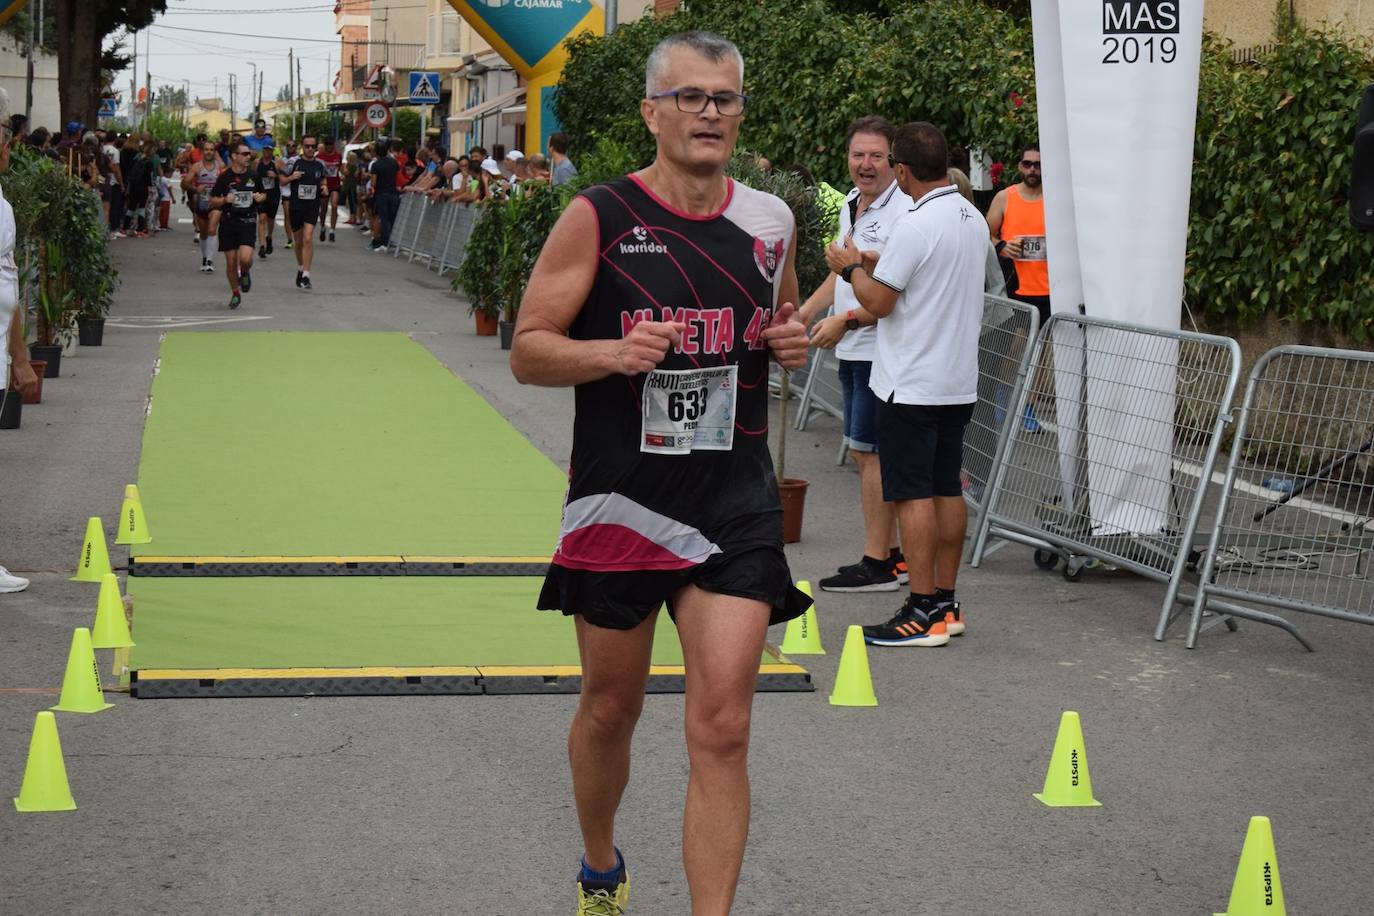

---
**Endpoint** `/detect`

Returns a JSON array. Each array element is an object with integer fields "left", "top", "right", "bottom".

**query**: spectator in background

[
  {"left": 368, "top": 139, "right": 402, "bottom": 252},
  {"left": 8, "top": 114, "right": 26, "bottom": 147},
  {"left": 157, "top": 161, "right": 175, "bottom": 231},
  {"left": 502, "top": 149, "right": 524, "bottom": 182},
  {"left": 526, "top": 153, "right": 551, "bottom": 183},
  {"left": 341, "top": 150, "right": 360, "bottom": 224},
  {"left": 126, "top": 142, "right": 155, "bottom": 236},
  {"left": 949, "top": 168, "right": 1005, "bottom": 297},
  {"left": 426, "top": 157, "right": 460, "bottom": 201},
  {"left": 548, "top": 131, "right": 577, "bottom": 186},
  {"left": 57, "top": 120, "right": 82, "bottom": 151}
]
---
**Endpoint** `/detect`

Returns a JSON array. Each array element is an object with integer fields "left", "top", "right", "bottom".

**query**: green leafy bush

[
  {"left": 5, "top": 147, "right": 118, "bottom": 344},
  {"left": 556, "top": 0, "right": 1373, "bottom": 338}
]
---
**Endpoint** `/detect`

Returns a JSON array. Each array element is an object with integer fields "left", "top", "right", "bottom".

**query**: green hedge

[{"left": 555, "top": 0, "right": 1374, "bottom": 339}]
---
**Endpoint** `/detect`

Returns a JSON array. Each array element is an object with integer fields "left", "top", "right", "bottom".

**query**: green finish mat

[
  {"left": 134, "top": 332, "right": 566, "bottom": 558},
  {"left": 126, "top": 577, "right": 687, "bottom": 669}
]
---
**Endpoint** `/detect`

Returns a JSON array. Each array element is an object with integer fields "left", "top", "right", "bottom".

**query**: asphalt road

[{"left": 1, "top": 217, "right": 1371, "bottom": 915}]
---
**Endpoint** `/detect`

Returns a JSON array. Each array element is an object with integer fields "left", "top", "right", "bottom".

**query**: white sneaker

[{"left": 0, "top": 565, "right": 30, "bottom": 593}]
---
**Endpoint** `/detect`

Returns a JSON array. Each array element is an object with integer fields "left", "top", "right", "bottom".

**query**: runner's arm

[
  {"left": 761, "top": 234, "right": 810, "bottom": 370},
  {"left": 511, "top": 197, "right": 682, "bottom": 387}
]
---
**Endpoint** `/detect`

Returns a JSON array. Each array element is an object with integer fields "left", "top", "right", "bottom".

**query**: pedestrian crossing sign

[
  {"left": 408, "top": 71, "right": 441, "bottom": 105},
  {"left": 99, "top": 98, "right": 118, "bottom": 118}
]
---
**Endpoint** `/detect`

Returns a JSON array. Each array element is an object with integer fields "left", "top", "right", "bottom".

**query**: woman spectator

[
  {"left": 341, "top": 150, "right": 360, "bottom": 224},
  {"left": 125, "top": 142, "right": 155, "bottom": 236}
]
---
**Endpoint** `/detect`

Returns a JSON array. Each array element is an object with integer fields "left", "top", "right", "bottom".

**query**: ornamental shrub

[{"left": 555, "top": 0, "right": 1374, "bottom": 338}]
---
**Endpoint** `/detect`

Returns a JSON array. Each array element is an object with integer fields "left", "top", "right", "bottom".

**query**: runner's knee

[
  {"left": 685, "top": 699, "right": 751, "bottom": 762},
  {"left": 578, "top": 688, "right": 644, "bottom": 741}
]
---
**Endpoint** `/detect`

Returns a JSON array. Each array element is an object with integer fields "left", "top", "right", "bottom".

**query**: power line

[{"left": 150, "top": 22, "right": 342, "bottom": 43}]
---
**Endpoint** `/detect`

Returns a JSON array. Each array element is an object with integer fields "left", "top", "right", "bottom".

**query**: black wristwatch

[
  {"left": 844, "top": 309, "right": 860, "bottom": 331},
  {"left": 840, "top": 262, "right": 862, "bottom": 284}
]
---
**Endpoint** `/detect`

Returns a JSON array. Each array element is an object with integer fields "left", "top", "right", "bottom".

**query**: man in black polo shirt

[{"left": 368, "top": 140, "right": 402, "bottom": 252}]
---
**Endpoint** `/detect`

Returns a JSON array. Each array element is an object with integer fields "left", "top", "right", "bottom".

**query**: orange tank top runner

[{"left": 1002, "top": 185, "right": 1050, "bottom": 297}]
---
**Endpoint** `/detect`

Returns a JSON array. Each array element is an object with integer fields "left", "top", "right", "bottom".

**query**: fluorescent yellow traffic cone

[
  {"left": 51, "top": 628, "right": 114, "bottom": 714},
  {"left": 71, "top": 516, "right": 112, "bottom": 583},
  {"left": 13, "top": 712, "right": 77, "bottom": 812},
  {"left": 1214, "top": 816, "right": 1286, "bottom": 915},
  {"left": 780, "top": 581, "right": 825, "bottom": 655},
  {"left": 114, "top": 484, "right": 152, "bottom": 545},
  {"left": 91, "top": 574, "right": 134, "bottom": 649},
  {"left": 1033, "top": 711, "right": 1101, "bottom": 807},
  {"left": 828, "top": 625, "right": 877, "bottom": 707}
]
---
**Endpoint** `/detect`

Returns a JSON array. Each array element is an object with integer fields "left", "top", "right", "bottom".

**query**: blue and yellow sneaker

[{"left": 576, "top": 852, "right": 630, "bottom": 915}]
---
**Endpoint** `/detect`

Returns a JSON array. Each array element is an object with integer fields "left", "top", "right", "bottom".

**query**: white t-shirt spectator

[
  {"left": 834, "top": 179, "right": 912, "bottom": 362},
  {"left": 868, "top": 184, "right": 989, "bottom": 406},
  {"left": 0, "top": 185, "right": 17, "bottom": 380}
]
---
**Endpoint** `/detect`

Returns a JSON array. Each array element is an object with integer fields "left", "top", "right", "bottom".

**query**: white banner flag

[{"left": 1032, "top": 0, "right": 1203, "bottom": 535}]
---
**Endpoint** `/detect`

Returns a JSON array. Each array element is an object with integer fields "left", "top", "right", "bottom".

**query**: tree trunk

[{"left": 55, "top": 0, "right": 101, "bottom": 128}]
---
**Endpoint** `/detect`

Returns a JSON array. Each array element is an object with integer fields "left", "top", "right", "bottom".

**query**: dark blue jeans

[{"left": 375, "top": 193, "right": 400, "bottom": 246}]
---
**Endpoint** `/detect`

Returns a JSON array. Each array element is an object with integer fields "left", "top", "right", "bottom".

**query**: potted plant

[
  {"left": 455, "top": 202, "right": 506, "bottom": 337},
  {"left": 725, "top": 154, "right": 831, "bottom": 542},
  {"left": 30, "top": 240, "right": 74, "bottom": 376}
]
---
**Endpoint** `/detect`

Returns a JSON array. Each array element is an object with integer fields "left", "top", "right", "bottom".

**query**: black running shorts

[
  {"left": 289, "top": 202, "right": 319, "bottom": 231},
  {"left": 537, "top": 546, "right": 811, "bottom": 631},
  {"left": 261, "top": 193, "right": 280, "bottom": 220},
  {"left": 217, "top": 219, "right": 257, "bottom": 252},
  {"left": 876, "top": 400, "right": 975, "bottom": 501}
]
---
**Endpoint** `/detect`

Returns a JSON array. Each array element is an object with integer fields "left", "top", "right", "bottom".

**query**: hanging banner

[
  {"left": 445, "top": 0, "right": 604, "bottom": 152},
  {"left": 1032, "top": 1, "right": 1204, "bottom": 535},
  {"left": 0, "top": 1, "right": 29, "bottom": 27}
]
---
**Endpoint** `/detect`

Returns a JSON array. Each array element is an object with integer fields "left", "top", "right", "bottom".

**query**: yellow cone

[
  {"left": 1033, "top": 711, "right": 1102, "bottom": 807},
  {"left": 780, "top": 581, "right": 825, "bottom": 655},
  {"left": 91, "top": 574, "right": 134, "bottom": 649},
  {"left": 828, "top": 625, "right": 877, "bottom": 707},
  {"left": 71, "top": 516, "right": 112, "bottom": 583},
  {"left": 1214, "top": 816, "right": 1286, "bottom": 915},
  {"left": 114, "top": 484, "right": 151, "bottom": 545},
  {"left": 13, "top": 712, "right": 77, "bottom": 812},
  {"left": 51, "top": 628, "right": 114, "bottom": 714}
]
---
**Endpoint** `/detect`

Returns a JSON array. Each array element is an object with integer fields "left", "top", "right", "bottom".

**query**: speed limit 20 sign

[{"left": 364, "top": 102, "right": 390, "bottom": 129}]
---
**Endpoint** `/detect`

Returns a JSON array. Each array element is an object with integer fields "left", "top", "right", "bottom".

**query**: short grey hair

[{"left": 644, "top": 31, "right": 744, "bottom": 98}]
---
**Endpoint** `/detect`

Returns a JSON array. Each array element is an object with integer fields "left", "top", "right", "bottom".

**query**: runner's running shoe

[
  {"left": 240, "top": 271, "right": 251, "bottom": 293},
  {"left": 819, "top": 556, "right": 899, "bottom": 593},
  {"left": 228, "top": 292, "right": 241, "bottom": 310},
  {"left": 862, "top": 598, "right": 950, "bottom": 647},
  {"left": 0, "top": 565, "right": 30, "bottom": 593},
  {"left": 300, "top": 275, "right": 312, "bottom": 290},
  {"left": 266, "top": 238, "right": 274, "bottom": 255},
  {"left": 577, "top": 872, "right": 630, "bottom": 915},
  {"left": 320, "top": 226, "right": 327, "bottom": 242},
  {"left": 942, "top": 600, "right": 965, "bottom": 637},
  {"left": 295, "top": 270, "right": 303, "bottom": 288},
  {"left": 259, "top": 245, "right": 267, "bottom": 259},
  {"left": 285, "top": 238, "right": 293, "bottom": 250},
  {"left": 201, "top": 258, "right": 213, "bottom": 273},
  {"left": 329, "top": 230, "right": 336, "bottom": 243}
]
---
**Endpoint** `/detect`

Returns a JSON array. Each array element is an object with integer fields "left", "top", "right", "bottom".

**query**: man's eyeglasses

[
  {"left": 303, "top": 144, "right": 317, "bottom": 150},
  {"left": 1020, "top": 159, "right": 1042, "bottom": 169},
  {"left": 233, "top": 151, "right": 250, "bottom": 157},
  {"left": 887, "top": 154, "right": 914, "bottom": 169},
  {"left": 649, "top": 88, "right": 748, "bottom": 117}
]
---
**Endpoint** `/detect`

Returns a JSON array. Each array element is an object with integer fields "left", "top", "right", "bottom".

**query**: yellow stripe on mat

[
  {"left": 139, "top": 666, "right": 481, "bottom": 680},
  {"left": 133, "top": 556, "right": 407, "bottom": 564}
]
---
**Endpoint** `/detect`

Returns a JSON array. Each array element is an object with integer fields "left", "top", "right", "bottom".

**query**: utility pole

[
  {"left": 247, "top": 62, "right": 257, "bottom": 122},
  {"left": 257, "top": 70, "right": 264, "bottom": 120},
  {"left": 230, "top": 73, "right": 236, "bottom": 135},
  {"left": 184, "top": 79, "right": 190, "bottom": 129},
  {"left": 24, "top": 2, "right": 33, "bottom": 120},
  {"left": 606, "top": 0, "right": 618, "bottom": 33},
  {"left": 130, "top": 30, "right": 138, "bottom": 124},
  {"left": 143, "top": 28, "right": 152, "bottom": 132},
  {"left": 297, "top": 56, "right": 304, "bottom": 137},
  {"left": 288, "top": 47, "right": 295, "bottom": 139}
]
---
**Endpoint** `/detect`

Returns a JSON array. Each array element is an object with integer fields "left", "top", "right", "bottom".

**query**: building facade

[{"left": 1207, "top": 0, "right": 1373, "bottom": 52}]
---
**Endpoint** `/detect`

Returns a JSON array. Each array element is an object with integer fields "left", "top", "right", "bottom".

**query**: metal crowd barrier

[
  {"left": 389, "top": 194, "right": 422, "bottom": 257},
  {"left": 437, "top": 206, "right": 478, "bottom": 276},
  {"left": 794, "top": 346, "right": 843, "bottom": 432},
  {"left": 1175, "top": 346, "right": 1373, "bottom": 650},
  {"left": 409, "top": 197, "right": 444, "bottom": 264},
  {"left": 971, "top": 314, "right": 1241, "bottom": 632},
  {"left": 963, "top": 294, "right": 1041, "bottom": 533}
]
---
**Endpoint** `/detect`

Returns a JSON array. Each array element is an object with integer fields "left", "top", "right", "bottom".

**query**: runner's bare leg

[
  {"left": 569, "top": 611, "right": 658, "bottom": 870},
  {"left": 675, "top": 586, "right": 770, "bottom": 916}
]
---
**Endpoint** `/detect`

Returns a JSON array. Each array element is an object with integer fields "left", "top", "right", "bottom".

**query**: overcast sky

[{"left": 113, "top": 0, "right": 350, "bottom": 117}]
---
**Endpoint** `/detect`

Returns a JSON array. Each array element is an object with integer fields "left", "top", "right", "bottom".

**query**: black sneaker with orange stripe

[
  {"left": 862, "top": 596, "right": 951, "bottom": 647},
  {"left": 887, "top": 549, "right": 909, "bottom": 586}
]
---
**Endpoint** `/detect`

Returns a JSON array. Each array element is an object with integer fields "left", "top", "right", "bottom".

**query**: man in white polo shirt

[
  {"left": 826, "top": 121, "right": 988, "bottom": 647},
  {"left": 802, "top": 115, "right": 913, "bottom": 593}
]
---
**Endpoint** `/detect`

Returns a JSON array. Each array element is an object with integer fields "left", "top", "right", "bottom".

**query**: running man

[
  {"left": 278, "top": 139, "right": 298, "bottom": 250},
  {"left": 256, "top": 139, "right": 280, "bottom": 259},
  {"left": 509, "top": 30, "right": 811, "bottom": 916},
  {"left": 183, "top": 138, "right": 221, "bottom": 273},
  {"left": 279, "top": 134, "right": 326, "bottom": 290},
  {"left": 316, "top": 135, "right": 343, "bottom": 243},
  {"left": 209, "top": 141, "right": 266, "bottom": 309}
]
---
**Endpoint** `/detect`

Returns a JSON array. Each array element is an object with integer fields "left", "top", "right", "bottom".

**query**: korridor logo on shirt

[
  {"left": 619, "top": 225, "right": 668, "bottom": 255},
  {"left": 752, "top": 237, "right": 785, "bottom": 283}
]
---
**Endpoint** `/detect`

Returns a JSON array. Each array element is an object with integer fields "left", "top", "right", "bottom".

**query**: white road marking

[{"left": 107, "top": 316, "right": 274, "bottom": 329}]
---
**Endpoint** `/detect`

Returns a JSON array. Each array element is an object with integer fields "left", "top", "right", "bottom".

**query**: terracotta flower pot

[
  {"left": 474, "top": 311, "right": 499, "bottom": 336},
  {"left": 21, "top": 360, "right": 45, "bottom": 404},
  {"left": 778, "top": 478, "right": 809, "bottom": 544}
]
